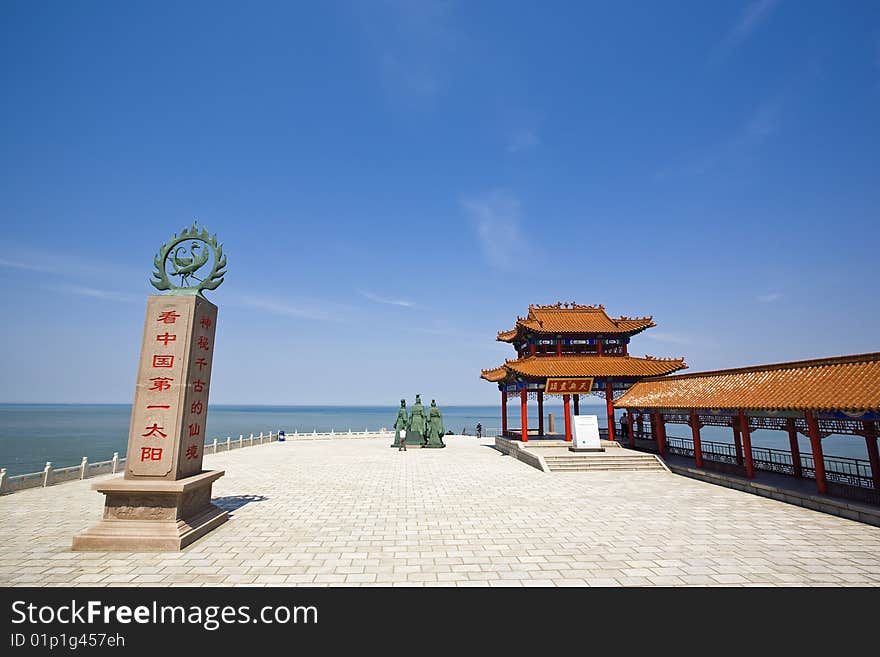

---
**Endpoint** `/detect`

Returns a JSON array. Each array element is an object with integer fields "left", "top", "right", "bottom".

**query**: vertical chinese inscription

[
  {"left": 125, "top": 295, "right": 218, "bottom": 480},
  {"left": 177, "top": 299, "right": 217, "bottom": 479}
]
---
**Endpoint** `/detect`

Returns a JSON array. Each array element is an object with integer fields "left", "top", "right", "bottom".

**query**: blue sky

[{"left": 1, "top": 1, "right": 878, "bottom": 405}]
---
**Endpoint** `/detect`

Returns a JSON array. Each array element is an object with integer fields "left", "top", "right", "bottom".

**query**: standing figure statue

[
  {"left": 392, "top": 399, "right": 408, "bottom": 450},
  {"left": 407, "top": 394, "right": 427, "bottom": 446},
  {"left": 424, "top": 399, "right": 446, "bottom": 448}
]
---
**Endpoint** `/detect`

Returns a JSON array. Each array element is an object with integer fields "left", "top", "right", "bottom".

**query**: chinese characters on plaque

[
  {"left": 543, "top": 377, "right": 595, "bottom": 394},
  {"left": 125, "top": 295, "right": 218, "bottom": 480}
]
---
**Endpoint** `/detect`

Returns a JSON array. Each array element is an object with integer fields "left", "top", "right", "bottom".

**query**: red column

[
  {"left": 732, "top": 424, "right": 744, "bottom": 465},
  {"left": 573, "top": 394, "right": 580, "bottom": 416},
  {"left": 556, "top": 339, "right": 562, "bottom": 357},
  {"left": 864, "top": 421, "right": 880, "bottom": 490},
  {"left": 596, "top": 339, "right": 604, "bottom": 356},
  {"left": 623, "top": 341, "right": 628, "bottom": 356},
  {"left": 786, "top": 417, "right": 802, "bottom": 478},
  {"left": 805, "top": 410, "right": 827, "bottom": 495},
  {"left": 690, "top": 410, "right": 703, "bottom": 468},
  {"left": 537, "top": 391, "right": 544, "bottom": 436},
  {"left": 563, "top": 394, "right": 572, "bottom": 442},
  {"left": 501, "top": 390, "right": 508, "bottom": 437},
  {"left": 605, "top": 381, "right": 616, "bottom": 442},
  {"left": 738, "top": 410, "right": 754, "bottom": 479},
  {"left": 520, "top": 389, "right": 528, "bottom": 443},
  {"left": 654, "top": 412, "right": 666, "bottom": 456},
  {"left": 529, "top": 343, "right": 536, "bottom": 356},
  {"left": 627, "top": 408, "right": 635, "bottom": 449}
]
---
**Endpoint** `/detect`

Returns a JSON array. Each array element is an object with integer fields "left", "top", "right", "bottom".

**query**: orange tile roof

[
  {"left": 496, "top": 303, "right": 655, "bottom": 341},
  {"left": 496, "top": 329, "right": 518, "bottom": 342},
  {"left": 480, "top": 355, "right": 687, "bottom": 382},
  {"left": 614, "top": 352, "right": 880, "bottom": 412},
  {"left": 480, "top": 366, "right": 508, "bottom": 383}
]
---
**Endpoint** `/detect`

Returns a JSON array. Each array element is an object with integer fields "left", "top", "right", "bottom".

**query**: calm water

[
  {"left": 0, "top": 403, "right": 869, "bottom": 476},
  {"left": 0, "top": 403, "right": 507, "bottom": 476}
]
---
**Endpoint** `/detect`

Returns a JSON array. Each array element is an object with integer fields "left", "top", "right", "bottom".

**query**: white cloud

[
  {"left": 744, "top": 96, "right": 781, "bottom": 141},
  {"left": 717, "top": 0, "right": 781, "bottom": 53},
  {"left": 506, "top": 129, "right": 541, "bottom": 153},
  {"left": 654, "top": 94, "right": 783, "bottom": 180},
  {"left": 47, "top": 284, "right": 138, "bottom": 303},
  {"left": 641, "top": 331, "right": 693, "bottom": 345},
  {"left": 757, "top": 292, "right": 783, "bottom": 302},
  {"left": 357, "top": 0, "right": 459, "bottom": 103},
  {"left": 0, "top": 245, "right": 143, "bottom": 281},
  {"left": 359, "top": 290, "right": 417, "bottom": 308},
  {"left": 461, "top": 190, "right": 533, "bottom": 270},
  {"left": 0, "top": 257, "right": 58, "bottom": 273},
  {"left": 228, "top": 296, "right": 342, "bottom": 322},
  {"left": 380, "top": 52, "right": 441, "bottom": 98}
]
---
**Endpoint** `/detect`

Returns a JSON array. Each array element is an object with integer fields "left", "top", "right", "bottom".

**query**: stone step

[
  {"left": 544, "top": 453, "right": 654, "bottom": 459},
  {"left": 543, "top": 453, "right": 666, "bottom": 472},
  {"left": 543, "top": 456, "right": 657, "bottom": 463},
  {"left": 548, "top": 465, "right": 663, "bottom": 472},
  {"left": 546, "top": 459, "right": 660, "bottom": 466}
]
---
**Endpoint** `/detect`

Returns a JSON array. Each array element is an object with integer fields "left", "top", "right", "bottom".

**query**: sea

[{"left": 0, "top": 402, "right": 870, "bottom": 476}]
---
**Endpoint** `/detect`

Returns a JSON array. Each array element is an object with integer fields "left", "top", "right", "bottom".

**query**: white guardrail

[{"left": 0, "top": 428, "right": 394, "bottom": 496}]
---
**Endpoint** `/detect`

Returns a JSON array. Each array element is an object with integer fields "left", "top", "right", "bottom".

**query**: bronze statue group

[{"left": 392, "top": 394, "right": 446, "bottom": 450}]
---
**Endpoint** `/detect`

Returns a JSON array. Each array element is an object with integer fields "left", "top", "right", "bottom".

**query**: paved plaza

[{"left": 2, "top": 435, "right": 880, "bottom": 587}]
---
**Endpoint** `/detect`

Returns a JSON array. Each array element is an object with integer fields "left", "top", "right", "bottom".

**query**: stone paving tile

[{"left": 2, "top": 436, "right": 880, "bottom": 587}]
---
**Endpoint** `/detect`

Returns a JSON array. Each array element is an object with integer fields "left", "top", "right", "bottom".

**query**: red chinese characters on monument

[
  {"left": 177, "top": 302, "right": 218, "bottom": 479},
  {"left": 126, "top": 295, "right": 217, "bottom": 479},
  {"left": 125, "top": 299, "right": 187, "bottom": 477},
  {"left": 152, "top": 355, "right": 174, "bottom": 368},
  {"left": 142, "top": 423, "right": 167, "bottom": 439},
  {"left": 140, "top": 447, "right": 163, "bottom": 461}
]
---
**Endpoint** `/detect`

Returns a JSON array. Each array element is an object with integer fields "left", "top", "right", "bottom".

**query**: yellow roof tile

[
  {"left": 496, "top": 303, "right": 655, "bottom": 341},
  {"left": 480, "top": 355, "right": 687, "bottom": 382},
  {"left": 614, "top": 352, "right": 880, "bottom": 412}
]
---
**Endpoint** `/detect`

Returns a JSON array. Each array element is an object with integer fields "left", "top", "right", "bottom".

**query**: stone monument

[
  {"left": 73, "top": 224, "right": 229, "bottom": 551},
  {"left": 424, "top": 399, "right": 446, "bottom": 448},
  {"left": 392, "top": 399, "right": 408, "bottom": 449},
  {"left": 406, "top": 394, "right": 428, "bottom": 446}
]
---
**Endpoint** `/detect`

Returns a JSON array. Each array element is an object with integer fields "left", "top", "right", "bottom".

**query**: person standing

[{"left": 619, "top": 411, "right": 629, "bottom": 442}]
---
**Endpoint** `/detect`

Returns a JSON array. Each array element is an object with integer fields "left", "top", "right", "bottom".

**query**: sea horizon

[
  {"left": 1, "top": 402, "right": 571, "bottom": 476},
  {"left": 0, "top": 401, "right": 871, "bottom": 478}
]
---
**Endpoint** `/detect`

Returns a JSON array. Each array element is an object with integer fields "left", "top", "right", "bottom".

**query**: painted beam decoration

[{"left": 544, "top": 378, "right": 594, "bottom": 394}]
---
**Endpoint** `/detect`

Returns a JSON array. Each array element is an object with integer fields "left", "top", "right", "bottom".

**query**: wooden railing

[{"left": 662, "top": 435, "right": 880, "bottom": 505}]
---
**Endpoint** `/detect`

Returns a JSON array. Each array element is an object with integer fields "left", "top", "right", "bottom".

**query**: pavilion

[
  {"left": 615, "top": 352, "right": 880, "bottom": 504},
  {"left": 480, "top": 303, "right": 687, "bottom": 442}
]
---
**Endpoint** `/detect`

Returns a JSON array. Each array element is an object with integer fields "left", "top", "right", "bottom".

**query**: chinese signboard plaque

[{"left": 73, "top": 225, "right": 229, "bottom": 551}]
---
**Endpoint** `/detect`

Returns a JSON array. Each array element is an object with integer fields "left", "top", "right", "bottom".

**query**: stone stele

[{"left": 72, "top": 294, "right": 228, "bottom": 551}]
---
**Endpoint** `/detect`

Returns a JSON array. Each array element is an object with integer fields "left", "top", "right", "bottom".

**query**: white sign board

[{"left": 573, "top": 415, "right": 601, "bottom": 450}]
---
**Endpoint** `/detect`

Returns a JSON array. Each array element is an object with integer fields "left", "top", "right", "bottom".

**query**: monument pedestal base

[
  {"left": 72, "top": 470, "right": 228, "bottom": 552},
  {"left": 569, "top": 446, "right": 605, "bottom": 453}
]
